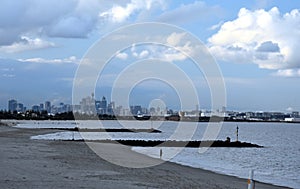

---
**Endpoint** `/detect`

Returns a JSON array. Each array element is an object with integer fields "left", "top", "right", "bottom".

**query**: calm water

[
  {"left": 133, "top": 122, "right": 300, "bottom": 189},
  {"left": 20, "top": 120, "right": 300, "bottom": 188}
]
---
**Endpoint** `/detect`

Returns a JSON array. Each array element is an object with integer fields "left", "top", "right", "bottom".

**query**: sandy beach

[{"left": 0, "top": 124, "right": 290, "bottom": 189}]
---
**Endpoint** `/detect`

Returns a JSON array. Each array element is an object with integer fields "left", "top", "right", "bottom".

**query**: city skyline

[
  {"left": 0, "top": 1, "right": 299, "bottom": 112},
  {"left": 3, "top": 94, "right": 300, "bottom": 123},
  {"left": 4, "top": 94, "right": 178, "bottom": 115},
  {"left": 4, "top": 94, "right": 300, "bottom": 117}
]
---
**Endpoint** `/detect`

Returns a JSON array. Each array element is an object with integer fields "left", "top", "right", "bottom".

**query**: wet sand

[{"left": 0, "top": 125, "right": 290, "bottom": 189}]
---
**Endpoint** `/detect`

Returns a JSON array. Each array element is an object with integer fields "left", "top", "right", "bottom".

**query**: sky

[{"left": 0, "top": 0, "right": 299, "bottom": 112}]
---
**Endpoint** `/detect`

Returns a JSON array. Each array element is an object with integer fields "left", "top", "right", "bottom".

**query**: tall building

[
  {"left": 32, "top": 105, "right": 40, "bottom": 112},
  {"left": 40, "top": 103, "right": 44, "bottom": 111},
  {"left": 16, "top": 103, "right": 24, "bottom": 112},
  {"left": 100, "top": 96, "right": 107, "bottom": 109},
  {"left": 45, "top": 101, "right": 51, "bottom": 113},
  {"left": 8, "top": 99, "right": 17, "bottom": 112},
  {"left": 58, "top": 102, "right": 64, "bottom": 113},
  {"left": 95, "top": 100, "right": 101, "bottom": 114},
  {"left": 99, "top": 96, "right": 107, "bottom": 114},
  {"left": 107, "top": 101, "right": 115, "bottom": 115},
  {"left": 95, "top": 96, "right": 108, "bottom": 114},
  {"left": 80, "top": 93, "right": 96, "bottom": 114},
  {"left": 64, "top": 104, "right": 72, "bottom": 112},
  {"left": 130, "top": 105, "right": 142, "bottom": 115}
]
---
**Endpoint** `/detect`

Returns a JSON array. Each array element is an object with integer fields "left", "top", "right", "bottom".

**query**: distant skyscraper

[
  {"left": 95, "top": 100, "right": 101, "bottom": 114},
  {"left": 107, "top": 101, "right": 115, "bottom": 115},
  {"left": 8, "top": 99, "right": 17, "bottom": 112},
  {"left": 58, "top": 102, "right": 64, "bottom": 113},
  {"left": 32, "top": 105, "right": 40, "bottom": 112},
  {"left": 40, "top": 103, "right": 44, "bottom": 111},
  {"left": 101, "top": 96, "right": 107, "bottom": 108},
  {"left": 64, "top": 104, "right": 72, "bottom": 112},
  {"left": 100, "top": 96, "right": 107, "bottom": 114},
  {"left": 95, "top": 96, "right": 108, "bottom": 114},
  {"left": 80, "top": 94, "right": 96, "bottom": 114},
  {"left": 130, "top": 105, "right": 142, "bottom": 115},
  {"left": 17, "top": 103, "right": 24, "bottom": 112},
  {"left": 45, "top": 101, "right": 51, "bottom": 113}
]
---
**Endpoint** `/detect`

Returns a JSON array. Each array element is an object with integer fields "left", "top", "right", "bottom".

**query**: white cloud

[
  {"left": 163, "top": 32, "right": 194, "bottom": 62},
  {"left": 116, "top": 52, "right": 128, "bottom": 60},
  {"left": 131, "top": 49, "right": 150, "bottom": 59},
  {"left": 130, "top": 44, "right": 150, "bottom": 59},
  {"left": 139, "top": 50, "right": 149, "bottom": 59},
  {"left": 208, "top": 7, "right": 300, "bottom": 74},
  {"left": 158, "top": 47, "right": 188, "bottom": 62},
  {"left": 166, "top": 32, "right": 187, "bottom": 46},
  {"left": 150, "top": 46, "right": 189, "bottom": 63},
  {"left": 18, "top": 56, "right": 79, "bottom": 64},
  {"left": 99, "top": 0, "right": 165, "bottom": 23},
  {"left": 126, "top": 32, "right": 193, "bottom": 62},
  {"left": 0, "top": 36, "right": 55, "bottom": 53}
]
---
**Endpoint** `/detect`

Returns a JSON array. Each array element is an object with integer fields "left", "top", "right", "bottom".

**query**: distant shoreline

[
  {"left": 1, "top": 117, "right": 299, "bottom": 123},
  {"left": 2, "top": 109, "right": 299, "bottom": 123}
]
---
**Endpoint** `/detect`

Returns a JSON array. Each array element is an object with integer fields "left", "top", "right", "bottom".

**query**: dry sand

[{"left": 0, "top": 124, "right": 290, "bottom": 189}]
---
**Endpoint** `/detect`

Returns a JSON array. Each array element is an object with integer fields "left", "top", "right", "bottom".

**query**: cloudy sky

[{"left": 0, "top": 0, "right": 299, "bottom": 112}]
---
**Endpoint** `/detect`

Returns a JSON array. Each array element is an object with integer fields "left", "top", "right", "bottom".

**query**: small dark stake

[
  {"left": 160, "top": 149, "right": 162, "bottom": 159},
  {"left": 236, "top": 125, "right": 239, "bottom": 142}
]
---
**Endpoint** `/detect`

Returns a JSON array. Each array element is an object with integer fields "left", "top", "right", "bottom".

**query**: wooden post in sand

[
  {"left": 247, "top": 170, "right": 255, "bottom": 189},
  {"left": 160, "top": 149, "right": 162, "bottom": 159}
]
